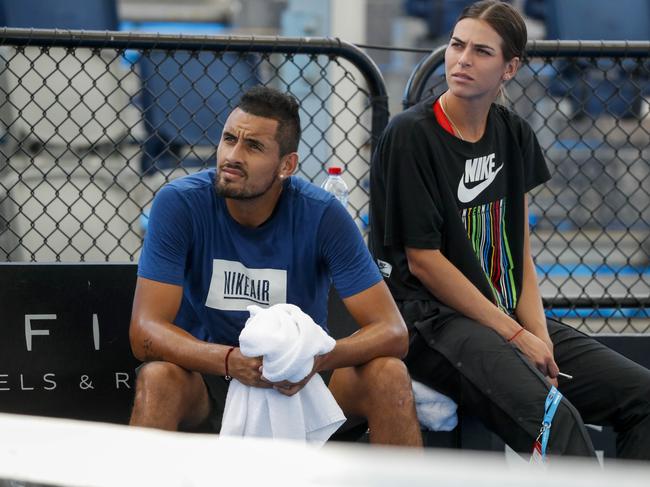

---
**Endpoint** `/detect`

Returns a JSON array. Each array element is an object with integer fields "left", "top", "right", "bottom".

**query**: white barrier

[{"left": 0, "top": 412, "right": 649, "bottom": 487}]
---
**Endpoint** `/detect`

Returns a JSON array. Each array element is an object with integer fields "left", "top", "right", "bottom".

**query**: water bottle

[{"left": 321, "top": 166, "right": 349, "bottom": 209}]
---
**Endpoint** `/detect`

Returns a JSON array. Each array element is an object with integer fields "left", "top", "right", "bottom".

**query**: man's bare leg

[
  {"left": 130, "top": 361, "right": 211, "bottom": 431},
  {"left": 329, "top": 357, "right": 422, "bottom": 446}
]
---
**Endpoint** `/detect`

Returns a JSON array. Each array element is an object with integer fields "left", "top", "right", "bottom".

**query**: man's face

[{"left": 215, "top": 108, "right": 284, "bottom": 200}]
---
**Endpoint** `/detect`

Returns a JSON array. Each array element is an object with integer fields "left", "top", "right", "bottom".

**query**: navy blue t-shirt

[{"left": 138, "top": 169, "right": 381, "bottom": 345}]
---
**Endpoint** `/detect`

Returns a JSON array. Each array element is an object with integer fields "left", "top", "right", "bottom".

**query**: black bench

[{"left": 1, "top": 263, "right": 648, "bottom": 456}]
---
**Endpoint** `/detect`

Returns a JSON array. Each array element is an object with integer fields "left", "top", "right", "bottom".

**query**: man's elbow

[
  {"left": 396, "top": 324, "right": 409, "bottom": 358},
  {"left": 386, "top": 317, "right": 409, "bottom": 359},
  {"left": 129, "top": 316, "right": 148, "bottom": 361}
]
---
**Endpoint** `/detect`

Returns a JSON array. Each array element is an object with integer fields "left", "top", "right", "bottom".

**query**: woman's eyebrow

[{"left": 450, "top": 36, "right": 496, "bottom": 53}]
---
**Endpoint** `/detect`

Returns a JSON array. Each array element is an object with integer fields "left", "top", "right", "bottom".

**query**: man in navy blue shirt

[{"left": 128, "top": 86, "right": 422, "bottom": 446}]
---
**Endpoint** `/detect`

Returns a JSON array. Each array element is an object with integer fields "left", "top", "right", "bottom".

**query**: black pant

[{"left": 399, "top": 300, "right": 650, "bottom": 459}]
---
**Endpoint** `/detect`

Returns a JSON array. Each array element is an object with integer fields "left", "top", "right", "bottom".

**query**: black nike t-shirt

[{"left": 369, "top": 96, "right": 550, "bottom": 310}]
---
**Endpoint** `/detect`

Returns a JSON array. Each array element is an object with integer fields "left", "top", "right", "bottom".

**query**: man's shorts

[
  {"left": 192, "top": 372, "right": 231, "bottom": 433},
  {"left": 197, "top": 371, "right": 367, "bottom": 441}
]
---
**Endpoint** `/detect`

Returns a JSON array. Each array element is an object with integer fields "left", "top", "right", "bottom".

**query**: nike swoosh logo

[{"left": 457, "top": 164, "right": 504, "bottom": 203}]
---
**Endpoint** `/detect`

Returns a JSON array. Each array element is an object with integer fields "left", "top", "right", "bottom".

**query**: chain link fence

[
  {"left": 0, "top": 28, "right": 387, "bottom": 263},
  {"left": 404, "top": 41, "right": 650, "bottom": 334},
  {"left": 2, "top": 32, "right": 648, "bottom": 334}
]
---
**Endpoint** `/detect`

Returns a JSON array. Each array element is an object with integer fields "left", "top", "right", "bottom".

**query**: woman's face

[{"left": 445, "top": 18, "right": 518, "bottom": 101}]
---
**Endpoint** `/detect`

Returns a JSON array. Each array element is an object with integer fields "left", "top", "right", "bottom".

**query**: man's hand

[
  {"left": 511, "top": 330, "right": 559, "bottom": 384},
  {"left": 268, "top": 353, "right": 328, "bottom": 397},
  {"left": 228, "top": 348, "right": 271, "bottom": 388}
]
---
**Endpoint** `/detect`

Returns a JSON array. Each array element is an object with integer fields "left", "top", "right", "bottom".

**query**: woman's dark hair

[
  {"left": 457, "top": 0, "right": 527, "bottom": 61},
  {"left": 238, "top": 86, "right": 301, "bottom": 156}
]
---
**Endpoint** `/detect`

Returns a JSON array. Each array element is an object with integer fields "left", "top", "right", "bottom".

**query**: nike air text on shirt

[{"left": 205, "top": 259, "right": 287, "bottom": 311}]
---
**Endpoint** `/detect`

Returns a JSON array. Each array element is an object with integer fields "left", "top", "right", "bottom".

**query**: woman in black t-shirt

[{"left": 370, "top": 0, "right": 650, "bottom": 460}]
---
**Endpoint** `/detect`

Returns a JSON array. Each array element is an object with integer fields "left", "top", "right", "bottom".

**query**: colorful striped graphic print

[{"left": 460, "top": 198, "right": 516, "bottom": 311}]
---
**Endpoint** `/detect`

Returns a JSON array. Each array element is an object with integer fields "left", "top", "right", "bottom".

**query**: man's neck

[{"left": 225, "top": 184, "right": 283, "bottom": 228}]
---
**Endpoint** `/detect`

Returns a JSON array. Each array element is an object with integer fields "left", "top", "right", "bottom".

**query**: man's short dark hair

[{"left": 238, "top": 86, "right": 301, "bottom": 157}]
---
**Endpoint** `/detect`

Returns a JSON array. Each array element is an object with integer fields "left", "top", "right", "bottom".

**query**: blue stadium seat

[
  {"left": 545, "top": 0, "right": 650, "bottom": 42},
  {"left": 403, "top": 0, "right": 477, "bottom": 39},
  {"left": 121, "top": 21, "right": 260, "bottom": 173},
  {"left": 139, "top": 50, "right": 260, "bottom": 172},
  {"left": 544, "top": 0, "right": 650, "bottom": 118},
  {"left": 0, "top": 0, "right": 118, "bottom": 30}
]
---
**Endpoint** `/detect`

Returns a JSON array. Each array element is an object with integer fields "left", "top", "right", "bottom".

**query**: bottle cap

[{"left": 327, "top": 167, "right": 342, "bottom": 175}]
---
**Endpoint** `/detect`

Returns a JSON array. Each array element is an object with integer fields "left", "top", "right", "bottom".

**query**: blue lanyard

[{"left": 540, "top": 386, "right": 563, "bottom": 459}]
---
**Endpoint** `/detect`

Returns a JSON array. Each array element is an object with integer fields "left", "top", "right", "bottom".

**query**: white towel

[
  {"left": 220, "top": 304, "right": 346, "bottom": 444},
  {"left": 411, "top": 380, "right": 458, "bottom": 431}
]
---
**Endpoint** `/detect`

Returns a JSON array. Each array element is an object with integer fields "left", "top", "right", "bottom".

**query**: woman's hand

[{"left": 511, "top": 330, "right": 559, "bottom": 383}]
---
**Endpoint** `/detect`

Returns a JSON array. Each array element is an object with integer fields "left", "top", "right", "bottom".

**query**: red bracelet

[
  {"left": 224, "top": 346, "right": 235, "bottom": 381},
  {"left": 507, "top": 327, "right": 525, "bottom": 343}
]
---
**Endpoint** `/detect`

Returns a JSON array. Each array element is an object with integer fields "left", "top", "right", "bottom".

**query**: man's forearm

[
  {"left": 314, "top": 281, "right": 408, "bottom": 372},
  {"left": 318, "top": 321, "right": 407, "bottom": 372},
  {"left": 130, "top": 277, "right": 232, "bottom": 375},
  {"left": 130, "top": 317, "right": 230, "bottom": 375}
]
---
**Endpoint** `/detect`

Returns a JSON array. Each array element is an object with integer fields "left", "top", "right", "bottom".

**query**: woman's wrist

[
  {"left": 507, "top": 327, "right": 525, "bottom": 342},
  {"left": 517, "top": 318, "right": 552, "bottom": 347},
  {"left": 489, "top": 312, "right": 523, "bottom": 341}
]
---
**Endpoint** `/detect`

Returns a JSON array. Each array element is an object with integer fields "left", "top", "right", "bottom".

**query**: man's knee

[
  {"left": 131, "top": 361, "right": 209, "bottom": 429},
  {"left": 359, "top": 357, "right": 415, "bottom": 410},
  {"left": 134, "top": 361, "right": 192, "bottom": 400}
]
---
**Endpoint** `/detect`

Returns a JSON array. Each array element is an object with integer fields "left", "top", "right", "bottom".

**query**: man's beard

[{"left": 214, "top": 167, "right": 280, "bottom": 200}]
